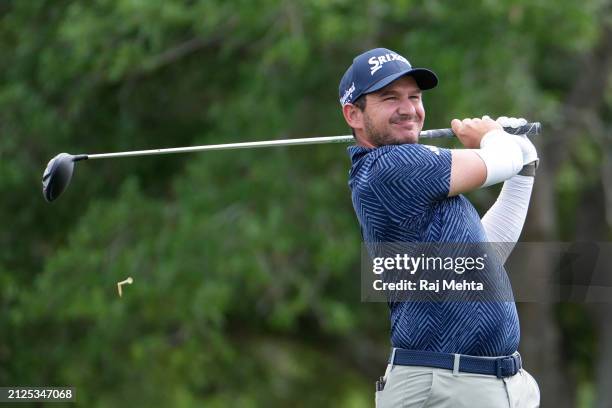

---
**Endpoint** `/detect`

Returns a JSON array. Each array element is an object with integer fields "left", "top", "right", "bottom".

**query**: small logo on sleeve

[{"left": 423, "top": 145, "right": 440, "bottom": 155}]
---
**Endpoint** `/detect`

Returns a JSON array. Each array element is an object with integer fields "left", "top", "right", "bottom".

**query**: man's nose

[{"left": 397, "top": 98, "right": 417, "bottom": 116}]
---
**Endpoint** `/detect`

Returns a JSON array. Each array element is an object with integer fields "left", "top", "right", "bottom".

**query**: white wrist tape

[{"left": 474, "top": 129, "right": 523, "bottom": 187}]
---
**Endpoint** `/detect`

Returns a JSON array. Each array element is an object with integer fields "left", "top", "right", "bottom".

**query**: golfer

[{"left": 340, "top": 48, "right": 540, "bottom": 407}]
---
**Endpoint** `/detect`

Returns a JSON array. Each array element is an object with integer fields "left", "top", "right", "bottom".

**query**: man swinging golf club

[{"left": 341, "top": 48, "right": 540, "bottom": 407}]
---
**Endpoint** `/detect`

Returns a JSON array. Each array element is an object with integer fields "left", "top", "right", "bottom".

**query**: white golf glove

[
  {"left": 495, "top": 116, "right": 527, "bottom": 129},
  {"left": 492, "top": 116, "right": 539, "bottom": 166}
]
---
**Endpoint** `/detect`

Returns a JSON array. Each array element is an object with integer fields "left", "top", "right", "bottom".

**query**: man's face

[{"left": 360, "top": 76, "right": 425, "bottom": 146}]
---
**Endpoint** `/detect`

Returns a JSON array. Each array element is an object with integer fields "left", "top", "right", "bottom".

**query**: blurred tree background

[{"left": 1, "top": 0, "right": 611, "bottom": 407}]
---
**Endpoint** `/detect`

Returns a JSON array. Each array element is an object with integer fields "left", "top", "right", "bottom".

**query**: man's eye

[
  {"left": 410, "top": 95, "right": 421, "bottom": 100},
  {"left": 383, "top": 96, "right": 397, "bottom": 101}
]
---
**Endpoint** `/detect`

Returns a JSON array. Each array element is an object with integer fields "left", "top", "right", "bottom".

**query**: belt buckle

[{"left": 495, "top": 356, "right": 516, "bottom": 379}]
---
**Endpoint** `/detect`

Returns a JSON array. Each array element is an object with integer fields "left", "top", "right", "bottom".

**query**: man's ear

[{"left": 342, "top": 103, "right": 364, "bottom": 131}]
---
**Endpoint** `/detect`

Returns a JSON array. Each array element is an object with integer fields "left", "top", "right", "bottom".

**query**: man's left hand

[{"left": 494, "top": 116, "right": 539, "bottom": 166}]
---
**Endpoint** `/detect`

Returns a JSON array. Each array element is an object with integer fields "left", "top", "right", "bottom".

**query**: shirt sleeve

[{"left": 369, "top": 144, "right": 452, "bottom": 223}]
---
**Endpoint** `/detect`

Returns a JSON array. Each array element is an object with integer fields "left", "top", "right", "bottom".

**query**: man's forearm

[{"left": 481, "top": 171, "right": 535, "bottom": 263}]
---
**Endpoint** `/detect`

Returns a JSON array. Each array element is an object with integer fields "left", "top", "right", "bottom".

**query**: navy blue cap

[{"left": 339, "top": 48, "right": 438, "bottom": 106}]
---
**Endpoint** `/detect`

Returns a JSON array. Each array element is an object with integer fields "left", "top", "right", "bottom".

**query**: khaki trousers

[{"left": 375, "top": 364, "right": 540, "bottom": 408}]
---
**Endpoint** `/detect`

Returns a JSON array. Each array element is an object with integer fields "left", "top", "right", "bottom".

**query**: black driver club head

[{"left": 42, "top": 153, "right": 77, "bottom": 202}]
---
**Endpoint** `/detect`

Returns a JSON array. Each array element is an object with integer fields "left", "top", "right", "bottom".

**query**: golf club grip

[{"left": 421, "top": 122, "right": 540, "bottom": 138}]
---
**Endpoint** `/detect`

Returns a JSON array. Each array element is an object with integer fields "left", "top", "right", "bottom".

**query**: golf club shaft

[{"left": 78, "top": 122, "right": 540, "bottom": 161}]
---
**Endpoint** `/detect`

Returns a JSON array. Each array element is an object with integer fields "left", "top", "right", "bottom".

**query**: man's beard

[{"left": 363, "top": 113, "right": 420, "bottom": 147}]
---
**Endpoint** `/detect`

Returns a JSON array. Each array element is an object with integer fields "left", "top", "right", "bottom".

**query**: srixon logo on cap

[{"left": 368, "top": 53, "right": 410, "bottom": 75}]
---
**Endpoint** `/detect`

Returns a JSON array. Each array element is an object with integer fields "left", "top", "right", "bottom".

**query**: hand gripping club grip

[{"left": 421, "top": 122, "right": 541, "bottom": 139}]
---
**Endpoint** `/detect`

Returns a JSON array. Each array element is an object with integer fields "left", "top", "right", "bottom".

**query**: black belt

[{"left": 389, "top": 349, "right": 522, "bottom": 378}]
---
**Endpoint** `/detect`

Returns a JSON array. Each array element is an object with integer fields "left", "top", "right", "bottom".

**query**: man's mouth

[{"left": 392, "top": 121, "right": 417, "bottom": 129}]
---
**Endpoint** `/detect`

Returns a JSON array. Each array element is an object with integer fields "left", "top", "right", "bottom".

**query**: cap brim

[{"left": 364, "top": 68, "right": 438, "bottom": 94}]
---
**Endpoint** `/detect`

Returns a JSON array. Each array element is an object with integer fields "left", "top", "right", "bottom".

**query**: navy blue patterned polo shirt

[{"left": 348, "top": 143, "right": 520, "bottom": 356}]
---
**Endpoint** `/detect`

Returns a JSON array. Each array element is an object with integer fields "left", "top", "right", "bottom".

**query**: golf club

[{"left": 42, "top": 122, "right": 541, "bottom": 202}]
